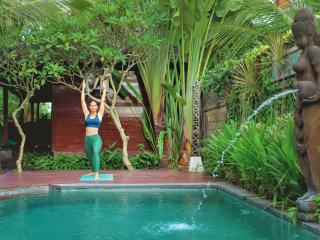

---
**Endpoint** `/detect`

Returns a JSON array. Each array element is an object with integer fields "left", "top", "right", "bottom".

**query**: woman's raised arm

[
  {"left": 81, "top": 80, "right": 89, "bottom": 118},
  {"left": 98, "top": 80, "right": 107, "bottom": 120}
]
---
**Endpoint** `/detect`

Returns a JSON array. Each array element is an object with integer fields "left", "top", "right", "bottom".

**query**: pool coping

[{"left": 1, "top": 182, "right": 319, "bottom": 236}]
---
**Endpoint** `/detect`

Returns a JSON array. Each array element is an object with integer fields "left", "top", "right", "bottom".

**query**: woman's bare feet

[{"left": 94, "top": 172, "right": 99, "bottom": 180}]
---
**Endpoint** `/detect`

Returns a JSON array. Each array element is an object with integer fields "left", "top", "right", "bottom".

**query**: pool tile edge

[
  {"left": 215, "top": 183, "right": 320, "bottom": 236},
  {"left": 0, "top": 186, "right": 49, "bottom": 200}
]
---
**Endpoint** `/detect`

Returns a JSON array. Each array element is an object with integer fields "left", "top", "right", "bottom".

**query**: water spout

[
  {"left": 212, "top": 89, "right": 298, "bottom": 177},
  {"left": 191, "top": 181, "right": 211, "bottom": 225}
]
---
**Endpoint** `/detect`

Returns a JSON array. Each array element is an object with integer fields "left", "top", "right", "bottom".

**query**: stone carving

[
  {"left": 192, "top": 81, "right": 201, "bottom": 156},
  {"left": 292, "top": 8, "right": 320, "bottom": 221}
]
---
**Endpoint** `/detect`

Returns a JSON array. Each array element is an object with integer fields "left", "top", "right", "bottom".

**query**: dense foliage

[
  {"left": 0, "top": 90, "right": 20, "bottom": 127},
  {"left": 200, "top": 114, "right": 304, "bottom": 206},
  {"left": 0, "top": 0, "right": 165, "bottom": 171},
  {"left": 22, "top": 144, "right": 159, "bottom": 170}
]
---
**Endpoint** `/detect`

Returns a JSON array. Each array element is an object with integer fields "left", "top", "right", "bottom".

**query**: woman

[
  {"left": 81, "top": 79, "right": 107, "bottom": 180},
  {"left": 292, "top": 8, "right": 320, "bottom": 202}
]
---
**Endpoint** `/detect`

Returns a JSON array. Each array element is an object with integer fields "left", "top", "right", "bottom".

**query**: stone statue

[{"left": 292, "top": 8, "right": 320, "bottom": 220}]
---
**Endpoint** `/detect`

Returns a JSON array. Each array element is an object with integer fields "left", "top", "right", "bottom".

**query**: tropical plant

[
  {"left": 47, "top": 0, "right": 163, "bottom": 170},
  {"left": 316, "top": 194, "right": 320, "bottom": 223},
  {"left": 22, "top": 145, "right": 159, "bottom": 170},
  {"left": 264, "top": 34, "right": 288, "bottom": 68},
  {"left": 209, "top": 0, "right": 306, "bottom": 57},
  {"left": 288, "top": 207, "right": 298, "bottom": 225},
  {"left": 130, "top": 144, "right": 160, "bottom": 169},
  {"left": 0, "top": 90, "right": 20, "bottom": 127},
  {"left": 232, "top": 59, "right": 262, "bottom": 120},
  {"left": 141, "top": 0, "right": 219, "bottom": 165},
  {"left": 0, "top": 0, "right": 164, "bottom": 172},
  {"left": 0, "top": 0, "right": 94, "bottom": 171},
  {"left": 136, "top": 0, "right": 320, "bottom": 169},
  {"left": 0, "top": 0, "right": 69, "bottom": 35},
  {"left": 0, "top": 35, "right": 66, "bottom": 172},
  {"left": 163, "top": 48, "right": 185, "bottom": 167},
  {"left": 200, "top": 114, "right": 304, "bottom": 206},
  {"left": 0, "top": 0, "right": 77, "bottom": 172},
  {"left": 138, "top": 38, "right": 170, "bottom": 166},
  {"left": 201, "top": 57, "right": 241, "bottom": 95},
  {"left": 138, "top": 39, "right": 169, "bottom": 136},
  {"left": 204, "top": 0, "right": 320, "bottom": 120}
]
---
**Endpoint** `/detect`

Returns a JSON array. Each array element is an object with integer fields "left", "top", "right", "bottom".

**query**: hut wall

[{"left": 52, "top": 85, "right": 148, "bottom": 154}]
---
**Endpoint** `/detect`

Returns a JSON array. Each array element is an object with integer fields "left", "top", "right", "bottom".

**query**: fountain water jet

[{"left": 212, "top": 89, "right": 298, "bottom": 177}]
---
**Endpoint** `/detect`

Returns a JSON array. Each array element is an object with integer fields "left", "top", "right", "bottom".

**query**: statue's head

[{"left": 292, "top": 8, "right": 319, "bottom": 48}]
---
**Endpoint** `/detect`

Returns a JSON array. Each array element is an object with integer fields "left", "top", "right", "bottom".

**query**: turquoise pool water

[{"left": 0, "top": 189, "right": 319, "bottom": 240}]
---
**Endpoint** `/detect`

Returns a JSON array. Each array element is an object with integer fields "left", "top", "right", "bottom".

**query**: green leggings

[{"left": 85, "top": 134, "right": 102, "bottom": 172}]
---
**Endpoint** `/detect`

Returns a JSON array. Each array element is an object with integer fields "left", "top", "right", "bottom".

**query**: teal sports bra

[{"left": 85, "top": 115, "right": 101, "bottom": 128}]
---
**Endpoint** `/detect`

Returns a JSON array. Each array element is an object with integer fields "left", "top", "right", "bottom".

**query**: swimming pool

[{"left": 0, "top": 188, "right": 319, "bottom": 240}]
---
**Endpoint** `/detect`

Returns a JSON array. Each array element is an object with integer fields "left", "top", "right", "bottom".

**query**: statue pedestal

[{"left": 296, "top": 200, "right": 318, "bottom": 222}]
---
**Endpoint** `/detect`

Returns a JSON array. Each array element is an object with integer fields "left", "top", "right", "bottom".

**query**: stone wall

[{"left": 201, "top": 93, "right": 227, "bottom": 137}]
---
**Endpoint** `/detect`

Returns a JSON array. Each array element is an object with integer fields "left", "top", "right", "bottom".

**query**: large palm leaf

[
  {"left": 233, "top": 60, "right": 261, "bottom": 119},
  {"left": 0, "top": 0, "right": 69, "bottom": 34},
  {"left": 210, "top": 0, "right": 320, "bottom": 57},
  {"left": 138, "top": 40, "right": 169, "bottom": 125},
  {"left": 0, "top": 0, "right": 94, "bottom": 35}
]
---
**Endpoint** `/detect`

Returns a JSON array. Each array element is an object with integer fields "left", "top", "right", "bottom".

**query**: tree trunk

[
  {"left": 179, "top": 131, "right": 192, "bottom": 168},
  {"left": 155, "top": 94, "right": 170, "bottom": 167},
  {"left": 154, "top": 94, "right": 165, "bottom": 136},
  {"left": 109, "top": 107, "right": 133, "bottom": 170},
  {"left": 12, "top": 91, "right": 34, "bottom": 173},
  {"left": 160, "top": 134, "right": 170, "bottom": 168}
]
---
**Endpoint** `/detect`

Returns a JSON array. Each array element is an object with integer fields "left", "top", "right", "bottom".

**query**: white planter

[{"left": 188, "top": 156, "right": 204, "bottom": 172}]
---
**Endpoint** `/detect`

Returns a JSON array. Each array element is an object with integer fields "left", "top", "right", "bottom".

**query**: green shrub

[
  {"left": 200, "top": 114, "right": 304, "bottom": 206},
  {"left": 288, "top": 207, "right": 298, "bottom": 225},
  {"left": 316, "top": 195, "right": 320, "bottom": 223},
  {"left": 22, "top": 144, "right": 160, "bottom": 170},
  {"left": 130, "top": 148, "right": 160, "bottom": 169},
  {"left": 100, "top": 143, "right": 125, "bottom": 169},
  {"left": 22, "top": 153, "right": 89, "bottom": 170},
  {"left": 200, "top": 121, "right": 238, "bottom": 180}
]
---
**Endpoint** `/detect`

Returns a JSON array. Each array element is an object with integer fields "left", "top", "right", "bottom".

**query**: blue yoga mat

[{"left": 80, "top": 174, "right": 113, "bottom": 181}]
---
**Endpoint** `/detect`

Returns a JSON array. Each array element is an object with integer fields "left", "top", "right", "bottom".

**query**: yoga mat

[{"left": 80, "top": 174, "right": 113, "bottom": 181}]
